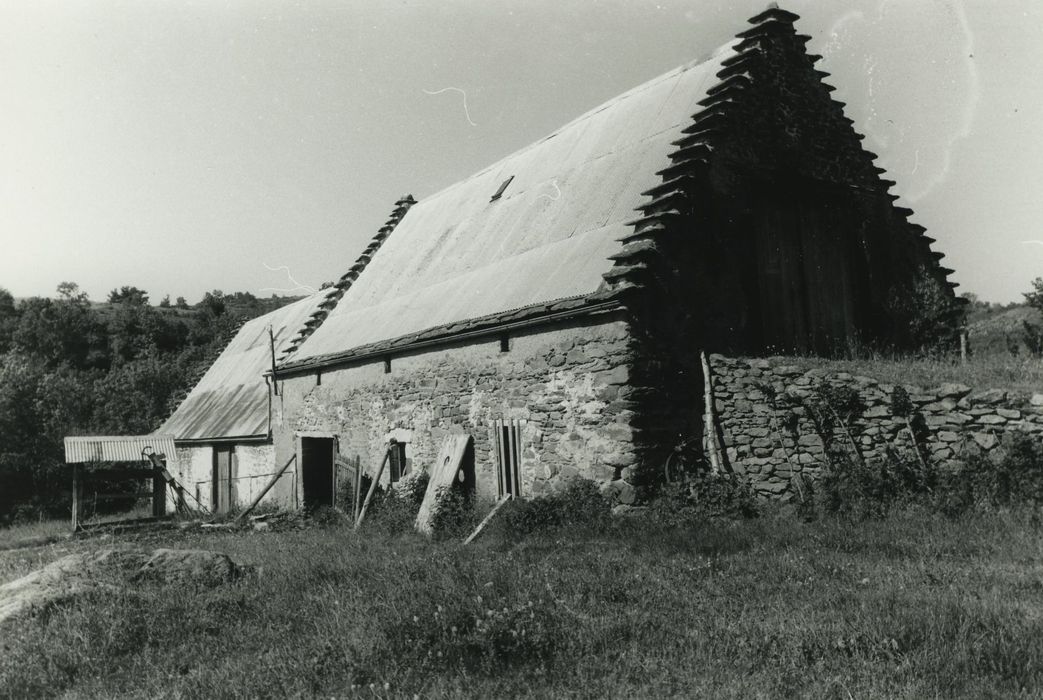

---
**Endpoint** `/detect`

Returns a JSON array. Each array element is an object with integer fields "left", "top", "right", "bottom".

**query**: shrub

[
  {"left": 686, "top": 469, "right": 759, "bottom": 519},
  {"left": 935, "top": 433, "right": 1043, "bottom": 513},
  {"left": 496, "top": 480, "right": 611, "bottom": 537},
  {"left": 364, "top": 471, "right": 429, "bottom": 535},
  {"left": 646, "top": 468, "right": 759, "bottom": 526},
  {"left": 429, "top": 485, "right": 480, "bottom": 540},
  {"left": 818, "top": 433, "right": 1043, "bottom": 520}
]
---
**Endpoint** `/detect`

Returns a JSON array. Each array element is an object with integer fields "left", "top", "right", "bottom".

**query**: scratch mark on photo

[
  {"left": 537, "top": 179, "right": 561, "bottom": 202},
  {"left": 261, "top": 263, "right": 317, "bottom": 294},
  {"left": 423, "top": 87, "right": 477, "bottom": 126}
]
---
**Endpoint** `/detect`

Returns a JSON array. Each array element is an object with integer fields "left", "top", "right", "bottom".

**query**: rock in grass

[{"left": 132, "top": 549, "right": 245, "bottom": 586}]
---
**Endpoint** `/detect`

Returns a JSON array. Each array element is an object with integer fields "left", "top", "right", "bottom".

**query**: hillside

[{"left": 966, "top": 302, "right": 1042, "bottom": 357}]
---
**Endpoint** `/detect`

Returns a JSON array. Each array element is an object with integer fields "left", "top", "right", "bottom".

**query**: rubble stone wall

[
  {"left": 709, "top": 355, "right": 1043, "bottom": 498},
  {"left": 272, "top": 315, "right": 636, "bottom": 504}
]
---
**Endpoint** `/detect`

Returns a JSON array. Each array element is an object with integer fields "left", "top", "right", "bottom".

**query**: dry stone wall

[{"left": 709, "top": 355, "right": 1043, "bottom": 498}]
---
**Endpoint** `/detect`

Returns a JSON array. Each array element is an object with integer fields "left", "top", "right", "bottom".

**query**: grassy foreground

[{"left": 1, "top": 509, "right": 1042, "bottom": 699}]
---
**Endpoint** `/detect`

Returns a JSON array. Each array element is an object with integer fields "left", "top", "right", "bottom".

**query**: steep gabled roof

[
  {"left": 279, "top": 40, "right": 745, "bottom": 369},
  {"left": 275, "top": 5, "right": 957, "bottom": 370},
  {"left": 159, "top": 293, "right": 325, "bottom": 442}
]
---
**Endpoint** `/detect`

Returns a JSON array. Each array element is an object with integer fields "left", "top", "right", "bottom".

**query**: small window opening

[
  {"left": 499, "top": 334, "right": 510, "bottom": 353},
  {"left": 388, "top": 439, "right": 408, "bottom": 483},
  {"left": 490, "top": 175, "right": 514, "bottom": 202},
  {"left": 383, "top": 356, "right": 392, "bottom": 374},
  {"left": 494, "top": 419, "right": 523, "bottom": 498}
]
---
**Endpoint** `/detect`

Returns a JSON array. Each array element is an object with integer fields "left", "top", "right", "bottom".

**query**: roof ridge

[{"left": 276, "top": 194, "right": 417, "bottom": 364}]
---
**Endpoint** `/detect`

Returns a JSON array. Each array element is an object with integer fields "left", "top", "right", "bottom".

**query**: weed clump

[
  {"left": 818, "top": 433, "right": 1043, "bottom": 520},
  {"left": 496, "top": 480, "right": 611, "bottom": 536},
  {"left": 429, "top": 485, "right": 481, "bottom": 540},
  {"left": 648, "top": 470, "right": 759, "bottom": 525},
  {"left": 364, "top": 471, "right": 429, "bottom": 534}
]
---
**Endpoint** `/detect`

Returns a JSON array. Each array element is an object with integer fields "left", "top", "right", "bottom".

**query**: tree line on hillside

[{"left": 0, "top": 283, "right": 302, "bottom": 524}]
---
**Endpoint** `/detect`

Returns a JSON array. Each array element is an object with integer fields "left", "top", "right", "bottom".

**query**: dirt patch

[{"left": 0, "top": 547, "right": 249, "bottom": 625}]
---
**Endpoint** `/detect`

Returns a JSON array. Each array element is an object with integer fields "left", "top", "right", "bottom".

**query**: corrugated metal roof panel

[
  {"left": 159, "top": 294, "right": 325, "bottom": 441},
  {"left": 290, "top": 43, "right": 738, "bottom": 363},
  {"left": 64, "top": 435, "right": 177, "bottom": 463}
]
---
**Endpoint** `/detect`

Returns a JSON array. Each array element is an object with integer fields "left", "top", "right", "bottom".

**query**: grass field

[{"left": 2, "top": 507, "right": 1042, "bottom": 699}]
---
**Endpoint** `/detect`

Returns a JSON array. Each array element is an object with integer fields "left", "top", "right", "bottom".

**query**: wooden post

[
  {"left": 71, "top": 464, "right": 82, "bottom": 533},
  {"left": 463, "top": 495, "right": 511, "bottom": 545},
  {"left": 353, "top": 455, "right": 362, "bottom": 522},
  {"left": 234, "top": 454, "right": 297, "bottom": 524},
  {"left": 331, "top": 447, "right": 338, "bottom": 510},
  {"left": 152, "top": 469, "right": 166, "bottom": 518},
  {"left": 700, "top": 351, "right": 724, "bottom": 475},
  {"left": 960, "top": 329, "right": 968, "bottom": 364},
  {"left": 354, "top": 449, "right": 390, "bottom": 530}
]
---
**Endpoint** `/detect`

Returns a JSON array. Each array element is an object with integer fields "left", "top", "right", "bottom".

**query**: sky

[{"left": 1, "top": 0, "right": 1041, "bottom": 304}]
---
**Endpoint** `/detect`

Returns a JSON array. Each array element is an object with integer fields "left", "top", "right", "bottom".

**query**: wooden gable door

[{"left": 752, "top": 184, "right": 858, "bottom": 354}]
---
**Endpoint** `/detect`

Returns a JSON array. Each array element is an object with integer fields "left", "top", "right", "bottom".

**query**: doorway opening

[{"left": 301, "top": 436, "right": 336, "bottom": 509}]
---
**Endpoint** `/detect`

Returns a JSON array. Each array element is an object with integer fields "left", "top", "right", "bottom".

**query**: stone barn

[{"left": 254, "top": 7, "right": 960, "bottom": 505}]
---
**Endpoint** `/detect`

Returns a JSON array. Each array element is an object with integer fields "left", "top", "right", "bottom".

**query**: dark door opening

[
  {"left": 301, "top": 437, "right": 335, "bottom": 509},
  {"left": 212, "top": 445, "right": 237, "bottom": 515}
]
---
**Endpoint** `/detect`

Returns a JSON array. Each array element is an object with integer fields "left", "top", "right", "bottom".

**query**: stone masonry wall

[
  {"left": 272, "top": 315, "right": 635, "bottom": 504},
  {"left": 710, "top": 355, "right": 1043, "bottom": 498}
]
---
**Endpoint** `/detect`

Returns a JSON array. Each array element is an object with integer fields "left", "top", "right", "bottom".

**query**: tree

[
  {"left": 56, "top": 281, "right": 88, "bottom": 304},
  {"left": 175, "top": 296, "right": 189, "bottom": 309},
  {"left": 107, "top": 286, "right": 149, "bottom": 305},
  {"left": 0, "top": 355, "right": 95, "bottom": 521},
  {"left": 91, "top": 350, "right": 187, "bottom": 435},
  {"left": 0, "top": 287, "right": 17, "bottom": 354},
  {"left": 1024, "top": 277, "right": 1043, "bottom": 313},
  {"left": 158, "top": 294, "right": 171, "bottom": 308},
  {"left": 199, "top": 290, "right": 226, "bottom": 317},
  {"left": 12, "top": 284, "right": 109, "bottom": 370},
  {"left": 886, "top": 266, "right": 966, "bottom": 354},
  {"left": 1022, "top": 278, "right": 1043, "bottom": 356}
]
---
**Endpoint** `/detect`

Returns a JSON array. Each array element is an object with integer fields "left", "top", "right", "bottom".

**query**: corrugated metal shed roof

[
  {"left": 64, "top": 435, "right": 177, "bottom": 463},
  {"left": 287, "top": 41, "right": 740, "bottom": 364},
  {"left": 159, "top": 294, "right": 325, "bottom": 441}
]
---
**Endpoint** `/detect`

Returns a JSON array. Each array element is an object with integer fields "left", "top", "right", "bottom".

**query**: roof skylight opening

[{"left": 490, "top": 175, "right": 514, "bottom": 202}]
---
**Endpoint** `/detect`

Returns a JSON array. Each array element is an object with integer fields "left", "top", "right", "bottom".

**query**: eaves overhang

[{"left": 273, "top": 296, "right": 625, "bottom": 378}]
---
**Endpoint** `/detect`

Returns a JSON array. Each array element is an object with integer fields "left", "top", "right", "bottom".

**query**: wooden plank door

[{"left": 212, "top": 445, "right": 236, "bottom": 514}]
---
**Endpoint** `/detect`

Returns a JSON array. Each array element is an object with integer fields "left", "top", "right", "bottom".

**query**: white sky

[{"left": 1, "top": 0, "right": 1041, "bottom": 304}]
